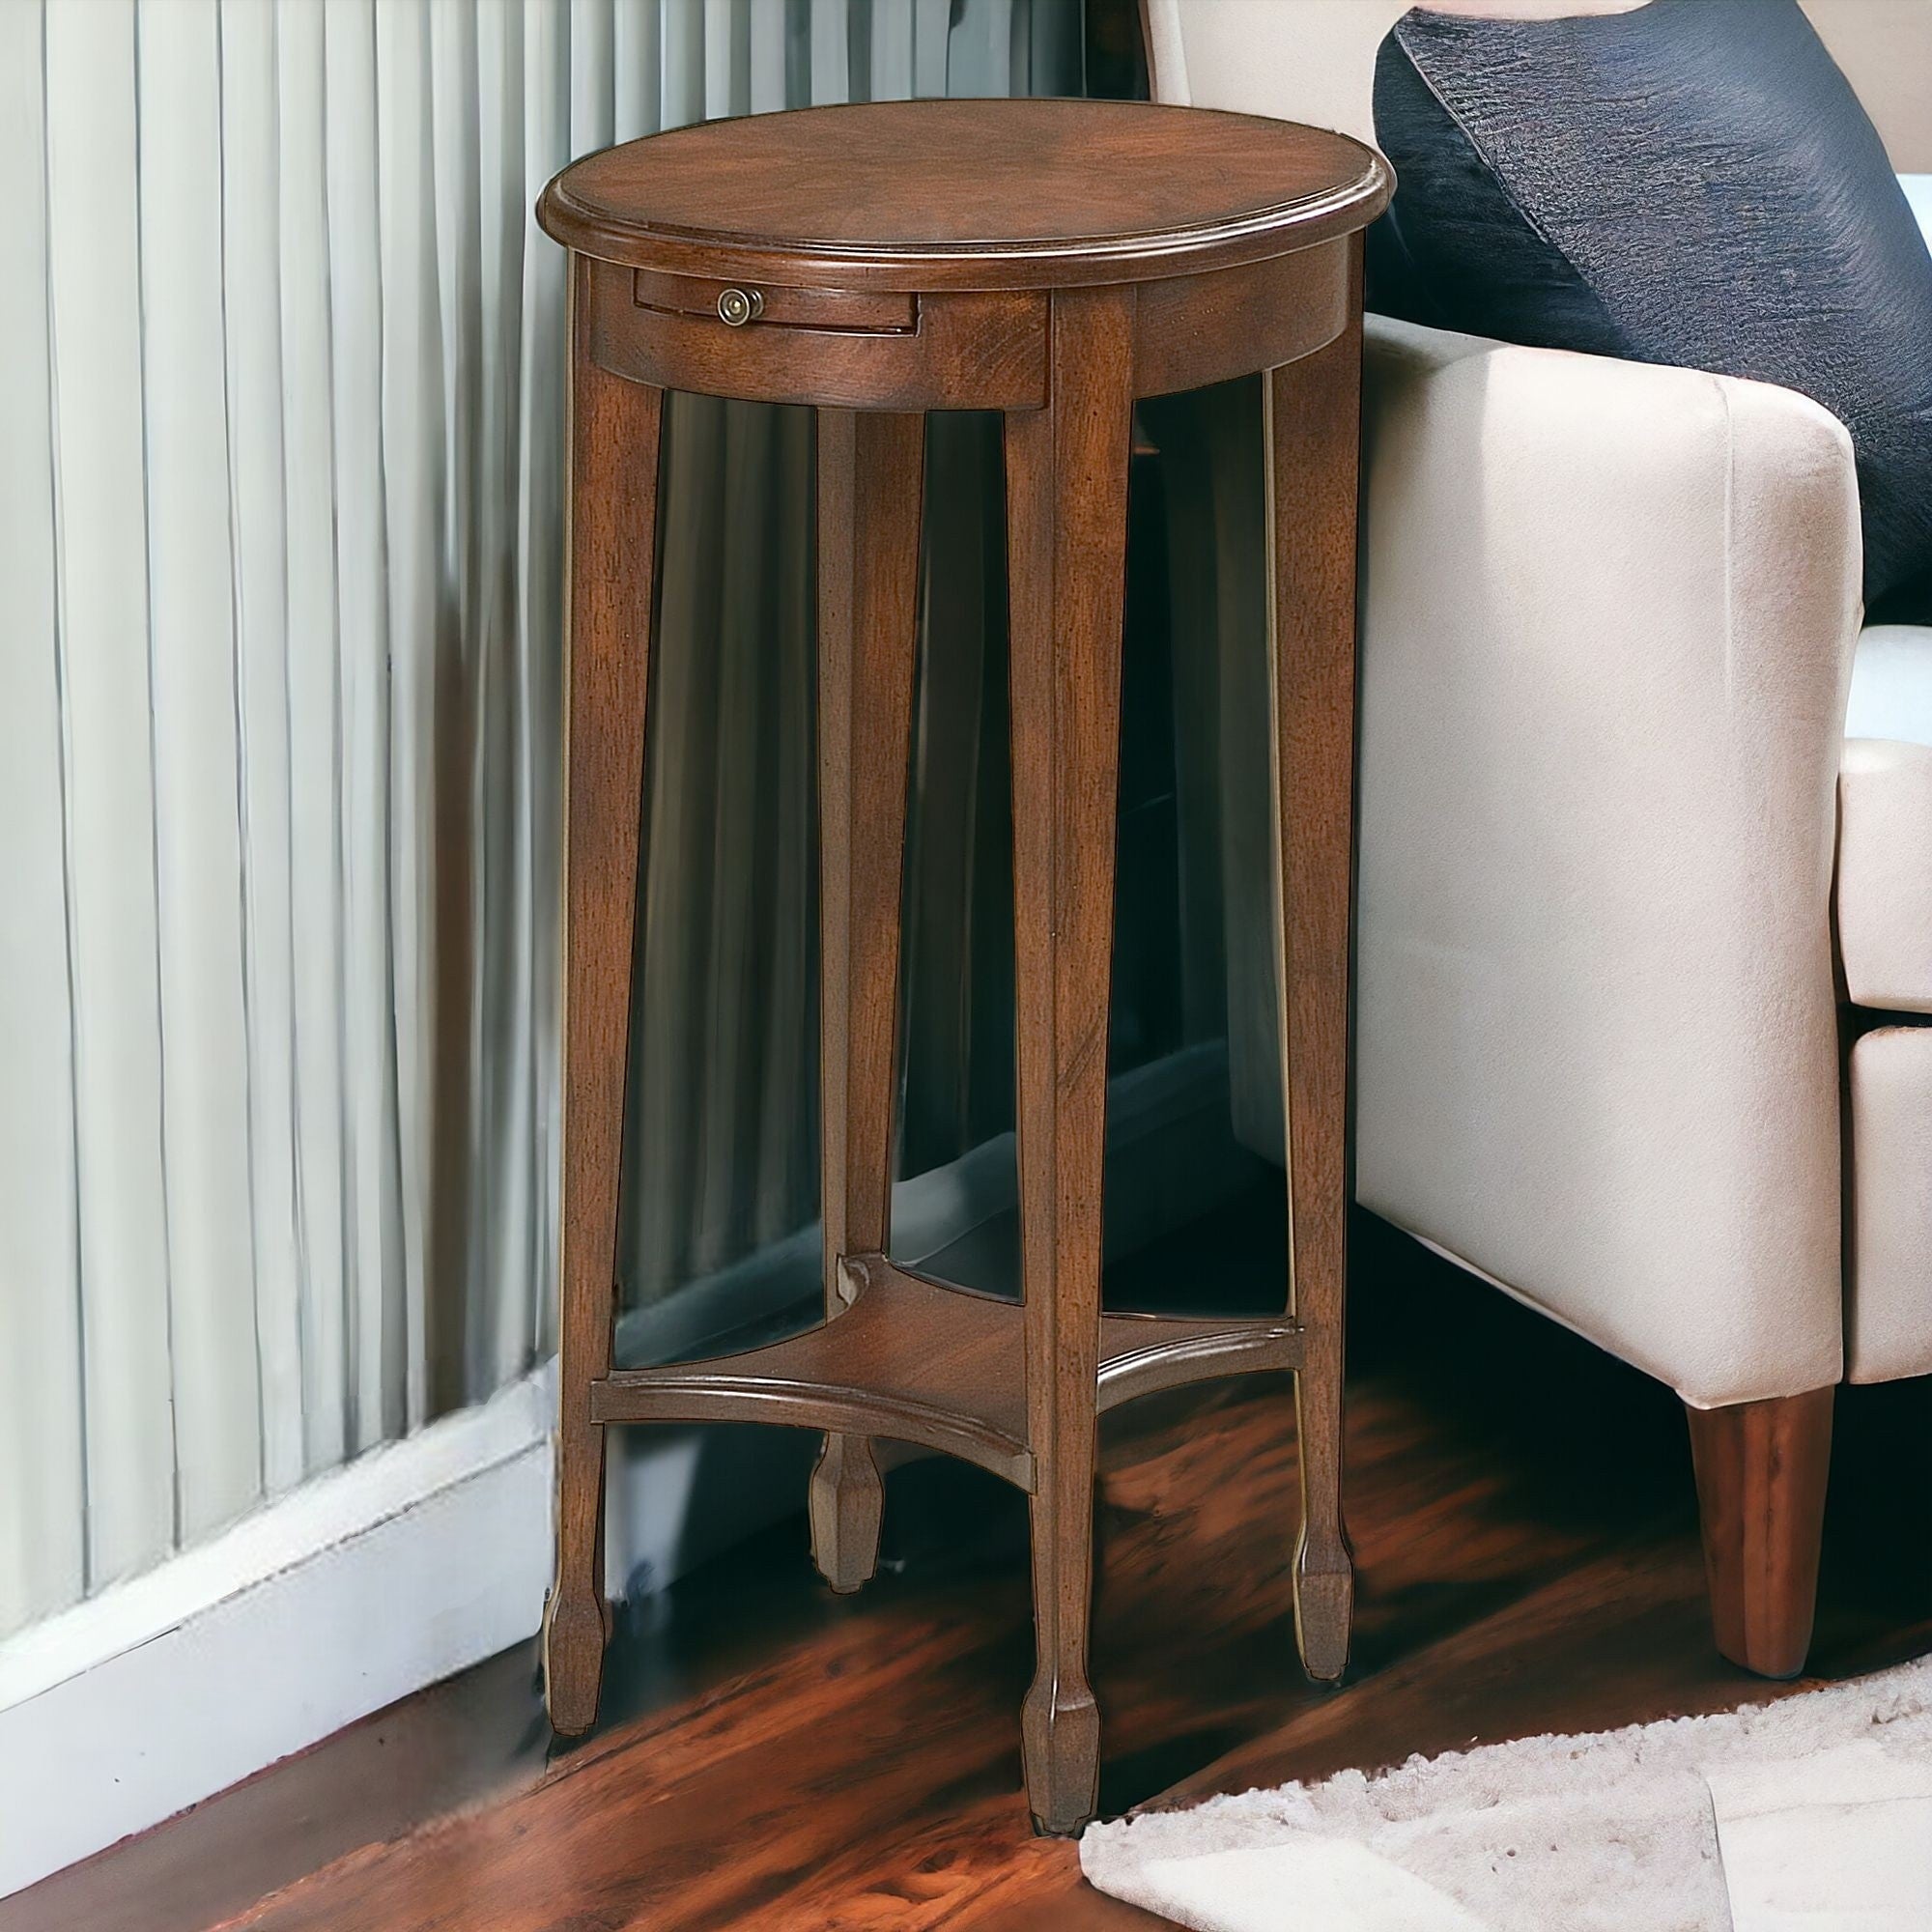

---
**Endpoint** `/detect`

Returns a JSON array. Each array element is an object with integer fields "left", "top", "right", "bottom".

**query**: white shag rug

[{"left": 1081, "top": 1657, "right": 1932, "bottom": 1932}]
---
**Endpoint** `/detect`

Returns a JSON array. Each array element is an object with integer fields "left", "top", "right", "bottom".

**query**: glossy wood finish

[
  {"left": 541, "top": 97, "right": 1388, "bottom": 1833},
  {"left": 812, "top": 409, "right": 925, "bottom": 1592},
  {"left": 49, "top": 1208, "right": 1932, "bottom": 1932},
  {"left": 597, "top": 247, "right": 1361, "bottom": 415},
  {"left": 633, "top": 267, "right": 918, "bottom": 334},
  {"left": 590, "top": 1258, "right": 1304, "bottom": 1491},
  {"left": 1688, "top": 1385, "right": 1835, "bottom": 1679},
  {"left": 1006, "top": 285, "right": 1138, "bottom": 1833},
  {"left": 1005, "top": 282, "right": 1136, "bottom": 1824},
  {"left": 590, "top": 267, "right": 1053, "bottom": 413},
  {"left": 538, "top": 99, "right": 1388, "bottom": 291},
  {"left": 1130, "top": 240, "right": 1351, "bottom": 401},
  {"left": 1267, "top": 236, "right": 1367, "bottom": 1686},
  {"left": 544, "top": 260, "right": 662, "bottom": 1738}
]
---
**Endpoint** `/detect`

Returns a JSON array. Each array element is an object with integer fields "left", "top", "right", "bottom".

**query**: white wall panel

[
  {"left": 274, "top": 0, "right": 355, "bottom": 1480},
  {"left": 220, "top": 0, "right": 308, "bottom": 1499},
  {"left": 43, "top": 0, "right": 178, "bottom": 1596},
  {"left": 141, "top": 0, "right": 265, "bottom": 1544},
  {"left": 325, "top": 0, "right": 411, "bottom": 1460},
  {"left": 4, "top": 0, "right": 1081, "bottom": 1645},
  {"left": 0, "top": 0, "right": 86, "bottom": 1634},
  {"left": 474, "top": 0, "right": 541, "bottom": 1393},
  {"left": 377, "top": 0, "right": 445, "bottom": 1434}
]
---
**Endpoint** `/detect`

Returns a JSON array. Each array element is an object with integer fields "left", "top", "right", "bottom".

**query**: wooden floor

[{"left": 17, "top": 1193, "right": 1932, "bottom": 1932}]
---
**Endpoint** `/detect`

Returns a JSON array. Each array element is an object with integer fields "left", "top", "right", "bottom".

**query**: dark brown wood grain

[
  {"left": 1130, "top": 240, "right": 1350, "bottom": 401},
  {"left": 591, "top": 264, "right": 1052, "bottom": 413},
  {"left": 538, "top": 99, "right": 1389, "bottom": 292},
  {"left": 633, "top": 267, "right": 918, "bottom": 334},
  {"left": 542, "top": 259, "right": 662, "bottom": 1740},
  {"left": 598, "top": 1264, "right": 1037, "bottom": 1488},
  {"left": 589, "top": 1258, "right": 1304, "bottom": 1491},
  {"left": 1688, "top": 1385, "right": 1835, "bottom": 1678},
  {"left": 1266, "top": 234, "right": 1366, "bottom": 1686},
  {"left": 811, "top": 408, "right": 926, "bottom": 1592},
  {"left": 1006, "top": 285, "right": 1139, "bottom": 1834},
  {"left": 542, "top": 98, "right": 1383, "bottom": 1833},
  {"left": 608, "top": 246, "right": 1364, "bottom": 419}
]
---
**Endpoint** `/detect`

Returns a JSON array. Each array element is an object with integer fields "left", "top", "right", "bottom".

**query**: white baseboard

[
  {"left": 0, "top": 1365, "right": 819, "bottom": 1903},
  {"left": 0, "top": 1368, "right": 555, "bottom": 1900},
  {"left": 1, "top": 1040, "right": 1252, "bottom": 1899}
]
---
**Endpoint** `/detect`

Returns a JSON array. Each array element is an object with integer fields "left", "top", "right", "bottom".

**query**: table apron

[
  {"left": 583, "top": 240, "right": 1353, "bottom": 412},
  {"left": 1132, "top": 238, "right": 1352, "bottom": 398},
  {"left": 589, "top": 267, "right": 1050, "bottom": 411}
]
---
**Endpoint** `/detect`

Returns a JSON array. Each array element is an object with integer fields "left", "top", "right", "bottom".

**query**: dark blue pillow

[{"left": 1367, "top": 0, "right": 1932, "bottom": 619}]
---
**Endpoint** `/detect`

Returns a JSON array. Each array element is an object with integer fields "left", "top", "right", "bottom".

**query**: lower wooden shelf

[{"left": 587, "top": 1257, "right": 1303, "bottom": 1491}]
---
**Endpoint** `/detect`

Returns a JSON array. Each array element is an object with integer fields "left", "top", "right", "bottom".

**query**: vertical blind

[{"left": 0, "top": 0, "right": 1082, "bottom": 1642}]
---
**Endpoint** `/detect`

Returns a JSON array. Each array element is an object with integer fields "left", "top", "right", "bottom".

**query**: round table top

[{"left": 538, "top": 98, "right": 1389, "bottom": 292}]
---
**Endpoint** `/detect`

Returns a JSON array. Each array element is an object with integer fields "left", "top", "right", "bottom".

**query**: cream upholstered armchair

[{"left": 1146, "top": 0, "right": 1932, "bottom": 1678}]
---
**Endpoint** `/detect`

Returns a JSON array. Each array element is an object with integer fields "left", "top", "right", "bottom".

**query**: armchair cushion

[
  {"left": 1848, "top": 1024, "right": 1932, "bottom": 1383},
  {"left": 1846, "top": 623, "right": 1932, "bottom": 747},
  {"left": 1838, "top": 629, "right": 1932, "bottom": 1015}
]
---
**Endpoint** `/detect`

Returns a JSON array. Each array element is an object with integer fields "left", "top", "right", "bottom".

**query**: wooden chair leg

[
  {"left": 546, "top": 268, "right": 663, "bottom": 1737},
  {"left": 1266, "top": 240, "right": 1365, "bottom": 1686},
  {"left": 1005, "top": 286, "right": 1135, "bottom": 1837},
  {"left": 1687, "top": 1385, "right": 1833, "bottom": 1680},
  {"left": 809, "top": 408, "right": 924, "bottom": 1594}
]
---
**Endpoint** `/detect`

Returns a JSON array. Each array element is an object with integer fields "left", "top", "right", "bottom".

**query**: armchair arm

[{"left": 1350, "top": 320, "right": 1861, "bottom": 1407}]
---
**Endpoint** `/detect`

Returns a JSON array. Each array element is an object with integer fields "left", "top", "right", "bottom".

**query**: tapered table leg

[
  {"left": 546, "top": 263, "right": 663, "bottom": 1737},
  {"left": 810, "top": 409, "right": 925, "bottom": 1594},
  {"left": 1005, "top": 287, "right": 1136, "bottom": 1836},
  {"left": 1266, "top": 235, "right": 1365, "bottom": 1687}
]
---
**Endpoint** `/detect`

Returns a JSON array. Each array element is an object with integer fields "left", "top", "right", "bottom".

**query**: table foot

[
  {"left": 1293, "top": 1543, "right": 1354, "bottom": 1684},
  {"left": 809, "top": 1431, "right": 884, "bottom": 1593},
  {"left": 1022, "top": 1675, "right": 1101, "bottom": 1837},
  {"left": 1292, "top": 1339, "right": 1353, "bottom": 1684},
  {"left": 543, "top": 1425, "right": 611, "bottom": 1735}
]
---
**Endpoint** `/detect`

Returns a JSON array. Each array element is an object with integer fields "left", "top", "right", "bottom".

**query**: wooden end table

[{"left": 536, "top": 98, "right": 1389, "bottom": 1837}]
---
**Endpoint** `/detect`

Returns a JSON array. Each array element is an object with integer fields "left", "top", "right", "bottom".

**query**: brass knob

[{"left": 717, "top": 286, "right": 763, "bottom": 327}]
